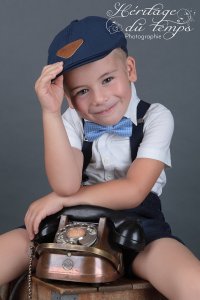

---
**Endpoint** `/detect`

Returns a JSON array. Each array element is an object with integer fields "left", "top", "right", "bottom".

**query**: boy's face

[{"left": 63, "top": 49, "right": 137, "bottom": 125}]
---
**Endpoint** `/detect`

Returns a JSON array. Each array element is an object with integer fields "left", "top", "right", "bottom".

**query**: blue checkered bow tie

[{"left": 84, "top": 117, "right": 132, "bottom": 142}]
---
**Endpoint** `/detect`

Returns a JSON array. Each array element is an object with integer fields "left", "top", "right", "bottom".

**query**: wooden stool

[{"left": 14, "top": 275, "right": 167, "bottom": 300}]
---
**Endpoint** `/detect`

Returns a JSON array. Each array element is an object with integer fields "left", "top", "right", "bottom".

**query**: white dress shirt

[{"left": 62, "top": 83, "right": 174, "bottom": 196}]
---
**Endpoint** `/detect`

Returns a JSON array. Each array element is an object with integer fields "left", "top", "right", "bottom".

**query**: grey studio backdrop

[{"left": 0, "top": 0, "right": 200, "bottom": 258}]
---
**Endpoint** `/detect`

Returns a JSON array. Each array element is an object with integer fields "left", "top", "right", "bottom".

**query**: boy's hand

[
  {"left": 24, "top": 192, "right": 65, "bottom": 240},
  {"left": 35, "top": 62, "right": 64, "bottom": 114}
]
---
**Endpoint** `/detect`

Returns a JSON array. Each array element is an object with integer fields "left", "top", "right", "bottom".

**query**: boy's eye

[
  {"left": 103, "top": 76, "right": 114, "bottom": 84},
  {"left": 76, "top": 88, "right": 88, "bottom": 96}
]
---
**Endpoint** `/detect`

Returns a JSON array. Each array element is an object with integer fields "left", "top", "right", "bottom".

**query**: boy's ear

[{"left": 126, "top": 56, "right": 137, "bottom": 82}]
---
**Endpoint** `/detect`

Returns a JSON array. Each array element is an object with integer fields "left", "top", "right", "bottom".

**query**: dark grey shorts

[{"left": 122, "top": 192, "right": 183, "bottom": 277}]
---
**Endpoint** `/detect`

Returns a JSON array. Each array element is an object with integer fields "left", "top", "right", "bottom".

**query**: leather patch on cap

[{"left": 56, "top": 38, "right": 84, "bottom": 59}]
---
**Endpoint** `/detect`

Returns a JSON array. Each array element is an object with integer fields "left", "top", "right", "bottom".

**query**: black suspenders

[
  {"left": 130, "top": 100, "right": 150, "bottom": 161},
  {"left": 82, "top": 100, "right": 151, "bottom": 179}
]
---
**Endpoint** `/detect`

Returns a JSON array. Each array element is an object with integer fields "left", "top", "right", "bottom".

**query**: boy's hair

[{"left": 48, "top": 16, "right": 128, "bottom": 76}]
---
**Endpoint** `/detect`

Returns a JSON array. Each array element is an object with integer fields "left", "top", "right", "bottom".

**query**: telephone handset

[{"left": 34, "top": 205, "right": 145, "bottom": 251}]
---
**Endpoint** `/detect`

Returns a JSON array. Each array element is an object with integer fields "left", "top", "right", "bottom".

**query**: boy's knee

[{"left": 0, "top": 228, "right": 30, "bottom": 251}]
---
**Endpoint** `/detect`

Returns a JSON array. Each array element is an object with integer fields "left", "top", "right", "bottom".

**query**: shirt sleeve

[
  {"left": 137, "top": 103, "right": 174, "bottom": 167},
  {"left": 62, "top": 108, "right": 83, "bottom": 150}
]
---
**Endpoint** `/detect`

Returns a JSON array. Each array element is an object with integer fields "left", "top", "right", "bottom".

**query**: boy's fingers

[
  {"left": 24, "top": 210, "right": 37, "bottom": 240},
  {"left": 35, "top": 74, "right": 58, "bottom": 92},
  {"left": 41, "top": 62, "right": 63, "bottom": 76},
  {"left": 53, "top": 74, "right": 64, "bottom": 87},
  {"left": 33, "top": 215, "right": 43, "bottom": 235},
  {"left": 25, "top": 220, "right": 33, "bottom": 240},
  {"left": 42, "top": 61, "right": 63, "bottom": 70},
  {"left": 24, "top": 221, "right": 33, "bottom": 240},
  {"left": 24, "top": 213, "right": 30, "bottom": 232},
  {"left": 36, "top": 69, "right": 63, "bottom": 91},
  {"left": 40, "top": 66, "right": 63, "bottom": 82},
  {"left": 28, "top": 229, "right": 34, "bottom": 241}
]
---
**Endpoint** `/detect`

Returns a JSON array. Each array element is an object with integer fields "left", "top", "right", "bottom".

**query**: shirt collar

[{"left": 124, "top": 82, "right": 140, "bottom": 125}]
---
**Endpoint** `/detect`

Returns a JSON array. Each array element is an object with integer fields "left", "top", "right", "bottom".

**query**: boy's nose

[{"left": 92, "top": 88, "right": 108, "bottom": 106}]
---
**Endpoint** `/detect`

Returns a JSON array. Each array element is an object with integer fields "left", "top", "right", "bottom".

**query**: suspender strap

[
  {"left": 82, "top": 119, "right": 93, "bottom": 181},
  {"left": 82, "top": 141, "right": 93, "bottom": 174},
  {"left": 82, "top": 100, "right": 151, "bottom": 178},
  {"left": 130, "top": 100, "right": 150, "bottom": 161}
]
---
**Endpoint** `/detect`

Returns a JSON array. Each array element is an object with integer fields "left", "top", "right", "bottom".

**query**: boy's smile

[{"left": 63, "top": 49, "right": 137, "bottom": 126}]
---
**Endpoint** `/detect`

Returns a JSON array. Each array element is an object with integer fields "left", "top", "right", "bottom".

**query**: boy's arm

[
  {"left": 64, "top": 157, "right": 164, "bottom": 210},
  {"left": 42, "top": 111, "right": 83, "bottom": 194},
  {"left": 35, "top": 62, "right": 83, "bottom": 195},
  {"left": 25, "top": 157, "right": 163, "bottom": 240}
]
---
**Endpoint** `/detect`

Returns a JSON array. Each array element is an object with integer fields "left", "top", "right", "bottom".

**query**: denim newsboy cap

[{"left": 47, "top": 16, "right": 127, "bottom": 74}]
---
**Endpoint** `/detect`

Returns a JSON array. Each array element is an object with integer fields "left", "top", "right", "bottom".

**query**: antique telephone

[{"left": 33, "top": 205, "right": 146, "bottom": 283}]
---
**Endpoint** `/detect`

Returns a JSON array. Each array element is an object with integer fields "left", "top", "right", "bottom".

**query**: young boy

[{"left": 0, "top": 16, "right": 200, "bottom": 299}]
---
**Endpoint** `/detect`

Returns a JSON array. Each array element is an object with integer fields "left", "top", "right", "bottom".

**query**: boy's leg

[
  {"left": 132, "top": 238, "right": 200, "bottom": 300},
  {"left": 0, "top": 228, "right": 30, "bottom": 285}
]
